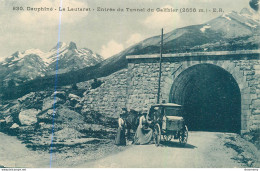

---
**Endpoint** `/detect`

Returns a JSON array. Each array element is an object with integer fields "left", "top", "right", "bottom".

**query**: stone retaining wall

[{"left": 81, "top": 69, "right": 127, "bottom": 118}]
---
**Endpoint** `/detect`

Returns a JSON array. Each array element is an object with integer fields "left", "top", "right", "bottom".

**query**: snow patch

[
  {"left": 245, "top": 22, "right": 257, "bottom": 28},
  {"left": 7, "top": 55, "right": 14, "bottom": 59},
  {"left": 200, "top": 25, "right": 211, "bottom": 33},
  {"left": 27, "top": 65, "right": 33, "bottom": 69},
  {"left": 46, "top": 49, "right": 69, "bottom": 64},
  {"left": 11, "top": 49, "right": 44, "bottom": 62},
  {"left": 22, "top": 49, "right": 44, "bottom": 57},
  {"left": 8, "top": 64, "right": 14, "bottom": 67},
  {"left": 222, "top": 14, "right": 231, "bottom": 21},
  {"left": 59, "top": 42, "right": 67, "bottom": 50},
  {"left": 9, "top": 49, "right": 45, "bottom": 64}
]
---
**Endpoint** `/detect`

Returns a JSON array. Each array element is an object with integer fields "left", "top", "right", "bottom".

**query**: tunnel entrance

[{"left": 170, "top": 64, "right": 241, "bottom": 133}]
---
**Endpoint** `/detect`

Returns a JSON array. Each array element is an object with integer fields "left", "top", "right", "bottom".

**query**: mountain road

[{"left": 0, "top": 132, "right": 259, "bottom": 168}]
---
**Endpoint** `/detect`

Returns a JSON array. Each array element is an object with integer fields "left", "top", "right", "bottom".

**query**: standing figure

[
  {"left": 125, "top": 109, "right": 139, "bottom": 141},
  {"left": 115, "top": 112, "right": 126, "bottom": 146},
  {"left": 133, "top": 112, "right": 153, "bottom": 145}
]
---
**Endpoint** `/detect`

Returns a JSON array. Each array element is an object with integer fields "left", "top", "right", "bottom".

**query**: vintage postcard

[{"left": 0, "top": 0, "right": 259, "bottom": 168}]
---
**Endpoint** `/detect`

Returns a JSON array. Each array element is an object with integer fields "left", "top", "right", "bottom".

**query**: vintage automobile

[{"left": 148, "top": 103, "right": 188, "bottom": 146}]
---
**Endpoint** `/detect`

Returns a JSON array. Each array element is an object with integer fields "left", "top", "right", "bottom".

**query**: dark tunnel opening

[{"left": 170, "top": 64, "right": 241, "bottom": 133}]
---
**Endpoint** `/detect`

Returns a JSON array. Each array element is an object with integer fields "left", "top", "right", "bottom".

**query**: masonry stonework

[
  {"left": 126, "top": 50, "right": 260, "bottom": 133},
  {"left": 80, "top": 50, "right": 259, "bottom": 133},
  {"left": 81, "top": 69, "right": 127, "bottom": 118}
]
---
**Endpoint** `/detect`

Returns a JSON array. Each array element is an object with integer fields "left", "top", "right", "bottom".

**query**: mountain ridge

[
  {"left": 0, "top": 42, "right": 103, "bottom": 86},
  {"left": 1, "top": 8, "right": 259, "bottom": 99}
]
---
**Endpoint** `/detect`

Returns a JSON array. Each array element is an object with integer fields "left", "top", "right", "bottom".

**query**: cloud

[
  {"left": 18, "top": 0, "right": 89, "bottom": 27},
  {"left": 126, "top": 33, "right": 144, "bottom": 47},
  {"left": 100, "top": 34, "right": 144, "bottom": 59},
  {"left": 100, "top": 40, "right": 124, "bottom": 59},
  {"left": 144, "top": 5, "right": 181, "bottom": 31},
  {"left": 0, "top": 56, "right": 5, "bottom": 62}
]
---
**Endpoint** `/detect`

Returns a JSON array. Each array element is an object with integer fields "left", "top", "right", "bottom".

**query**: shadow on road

[{"left": 160, "top": 141, "right": 197, "bottom": 149}]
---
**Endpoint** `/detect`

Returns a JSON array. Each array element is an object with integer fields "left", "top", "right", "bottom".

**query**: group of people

[{"left": 115, "top": 108, "right": 153, "bottom": 146}]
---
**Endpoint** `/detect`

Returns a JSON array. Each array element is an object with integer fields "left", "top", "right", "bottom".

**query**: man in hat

[{"left": 122, "top": 108, "right": 128, "bottom": 115}]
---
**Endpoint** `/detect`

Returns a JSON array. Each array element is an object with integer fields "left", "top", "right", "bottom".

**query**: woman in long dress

[
  {"left": 133, "top": 113, "right": 153, "bottom": 145},
  {"left": 115, "top": 113, "right": 126, "bottom": 146}
]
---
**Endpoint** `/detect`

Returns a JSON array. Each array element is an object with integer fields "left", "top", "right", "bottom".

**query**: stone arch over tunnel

[{"left": 170, "top": 63, "right": 241, "bottom": 133}]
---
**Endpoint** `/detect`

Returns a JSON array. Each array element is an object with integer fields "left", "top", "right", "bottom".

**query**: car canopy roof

[{"left": 151, "top": 103, "right": 182, "bottom": 108}]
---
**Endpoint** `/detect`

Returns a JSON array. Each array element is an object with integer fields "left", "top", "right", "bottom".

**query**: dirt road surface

[
  {"left": 0, "top": 132, "right": 50, "bottom": 168},
  {"left": 82, "top": 132, "right": 260, "bottom": 168},
  {"left": 0, "top": 132, "right": 259, "bottom": 168}
]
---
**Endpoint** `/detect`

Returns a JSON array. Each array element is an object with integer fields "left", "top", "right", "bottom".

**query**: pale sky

[{"left": 0, "top": 0, "right": 251, "bottom": 59}]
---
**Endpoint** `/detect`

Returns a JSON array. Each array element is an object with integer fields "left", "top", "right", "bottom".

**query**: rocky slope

[{"left": 0, "top": 84, "right": 117, "bottom": 153}]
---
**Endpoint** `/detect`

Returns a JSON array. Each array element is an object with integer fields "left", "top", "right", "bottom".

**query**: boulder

[
  {"left": 51, "top": 91, "right": 66, "bottom": 99},
  {"left": 55, "top": 106, "right": 84, "bottom": 125},
  {"left": 68, "top": 93, "right": 81, "bottom": 107},
  {"left": 19, "top": 109, "right": 39, "bottom": 125},
  {"left": 38, "top": 109, "right": 54, "bottom": 118},
  {"left": 5, "top": 116, "right": 13, "bottom": 124},
  {"left": 68, "top": 93, "right": 81, "bottom": 101},
  {"left": 42, "top": 97, "right": 62, "bottom": 111},
  {"left": 17, "top": 92, "right": 36, "bottom": 103},
  {"left": 247, "top": 160, "right": 253, "bottom": 167},
  {"left": 10, "top": 123, "right": 19, "bottom": 129},
  {"left": 39, "top": 122, "right": 45, "bottom": 127}
]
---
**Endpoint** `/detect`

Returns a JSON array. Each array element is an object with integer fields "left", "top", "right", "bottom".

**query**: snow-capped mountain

[
  {"left": 0, "top": 42, "right": 103, "bottom": 86},
  {"left": 206, "top": 8, "right": 259, "bottom": 38},
  {"left": 47, "top": 42, "right": 103, "bottom": 75},
  {"left": 136, "top": 8, "right": 259, "bottom": 53},
  {"left": 98, "top": 8, "right": 260, "bottom": 77}
]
